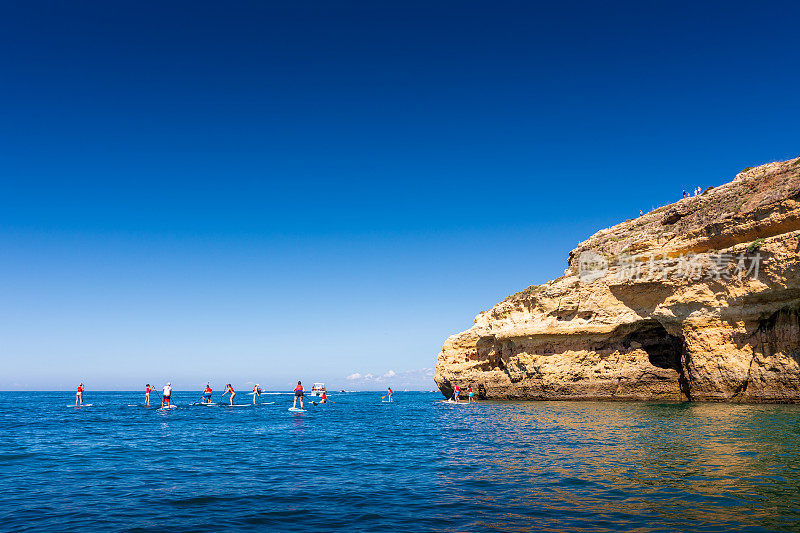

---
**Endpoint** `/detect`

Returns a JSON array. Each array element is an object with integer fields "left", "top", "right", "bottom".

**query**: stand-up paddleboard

[
  {"left": 158, "top": 404, "right": 178, "bottom": 410},
  {"left": 381, "top": 400, "right": 393, "bottom": 403},
  {"left": 439, "top": 400, "right": 471, "bottom": 405},
  {"left": 288, "top": 407, "right": 306, "bottom": 412},
  {"left": 68, "top": 404, "right": 93, "bottom": 407}
]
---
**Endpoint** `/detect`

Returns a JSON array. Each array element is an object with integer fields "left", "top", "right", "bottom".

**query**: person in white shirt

[{"left": 161, "top": 382, "right": 173, "bottom": 407}]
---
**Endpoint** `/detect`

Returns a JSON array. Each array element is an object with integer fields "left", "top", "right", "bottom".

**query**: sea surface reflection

[{"left": 2, "top": 393, "right": 799, "bottom": 531}]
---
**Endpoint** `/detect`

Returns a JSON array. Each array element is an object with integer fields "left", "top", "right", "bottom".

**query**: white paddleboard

[
  {"left": 158, "top": 404, "right": 178, "bottom": 410},
  {"left": 68, "top": 404, "right": 93, "bottom": 407},
  {"left": 288, "top": 407, "right": 306, "bottom": 412}
]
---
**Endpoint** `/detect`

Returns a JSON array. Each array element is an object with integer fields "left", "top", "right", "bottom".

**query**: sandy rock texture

[{"left": 435, "top": 156, "right": 800, "bottom": 402}]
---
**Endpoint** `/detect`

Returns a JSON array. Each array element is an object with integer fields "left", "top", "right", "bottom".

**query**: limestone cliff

[{"left": 435, "top": 156, "right": 800, "bottom": 402}]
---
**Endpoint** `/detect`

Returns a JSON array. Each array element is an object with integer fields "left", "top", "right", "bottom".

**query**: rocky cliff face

[{"left": 435, "top": 156, "right": 800, "bottom": 402}]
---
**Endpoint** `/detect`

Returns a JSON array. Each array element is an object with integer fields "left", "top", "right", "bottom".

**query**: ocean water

[{"left": 2, "top": 392, "right": 800, "bottom": 532}]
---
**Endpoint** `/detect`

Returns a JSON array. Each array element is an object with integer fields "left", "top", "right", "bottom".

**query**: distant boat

[{"left": 309, "top": 382, "right": 327, "bottom": 398}]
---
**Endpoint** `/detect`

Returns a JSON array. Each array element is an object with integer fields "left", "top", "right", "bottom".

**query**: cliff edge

[{"left": 435, "top": 156, "right": 800, "bottom": 402}]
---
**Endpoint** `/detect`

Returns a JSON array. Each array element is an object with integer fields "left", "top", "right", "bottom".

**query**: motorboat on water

[{"left": 308, "top": 383, "right": 327, "bottom": 397}]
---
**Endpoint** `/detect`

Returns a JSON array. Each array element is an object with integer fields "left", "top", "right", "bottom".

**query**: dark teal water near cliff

[{"left": 2, "top": 392, "right": 800, "bottom": 532}]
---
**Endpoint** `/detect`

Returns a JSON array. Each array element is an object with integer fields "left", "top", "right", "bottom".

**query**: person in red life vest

[
  {"left": 221, "top": 383, "right": 236, "bottom": 405},
  {"left": 161, "top": 382, "right": 173, "bottom": 407},
  {"left": 252, "top": 384, "right": 262, "bottom": 405},
  {"left": 312, "top": 391, "right": 330, "bottom": 406},
  {"left": 387, "top": 387, "right": 394, "bottom": 402},
  {"left": 292, "top": 381, "right": 304, "bottom": 409},
  {"left": 468, "top": 385, "right": 474, "bottom": 403},
  {"left": 201, "top": 383, "right": 213, "bottom": 404},
  {"left": 145, "top": 384, "right": 155, "bottom": 407},
  {"left": 452, "top": 385, "right": 461, "bottom": 403},
  {"left": 75, "top": 383, "right": 84, "bottom": 406}
]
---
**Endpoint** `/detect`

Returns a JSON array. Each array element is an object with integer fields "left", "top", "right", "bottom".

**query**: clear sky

[{"left": 1, "top": 1, "right": 798, "bottom": 390}]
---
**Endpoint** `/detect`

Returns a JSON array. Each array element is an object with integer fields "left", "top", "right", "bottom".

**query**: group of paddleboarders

[
  {"left": 449, "top": 385, "right": 475, "bottom": 403},
  {"left": 73, "top": 381, "right": 393, "bottom": 409},
  {"left": 75, "top": 382, "right": 174, "bottom": 408}
]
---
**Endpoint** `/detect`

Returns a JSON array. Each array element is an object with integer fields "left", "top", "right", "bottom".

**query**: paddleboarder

[
  {"left": 252, "top": 384, "right": 262, "bottom": 405},
  {"left": 161, "top": 382, "right": 173, "bottom": 407},
  {"left": 145, "top": 384, "right": 155, "bottom": 407},
  {"left": 202, "top": 383, "right": 213, "bottom": 404},
  {"left": 292, "top": 381, "right": 304, "bottom": 410},
  {"left": 221, "top": 383, "right": 236, "bottom": 405},
  {"left": 75, "top": 383, "right": 84, "bottom": 406}
]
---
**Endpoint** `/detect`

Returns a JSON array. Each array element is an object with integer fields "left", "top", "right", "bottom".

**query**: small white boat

[{"left": 308, "top": 382, "right": 327, "bottom": 397}]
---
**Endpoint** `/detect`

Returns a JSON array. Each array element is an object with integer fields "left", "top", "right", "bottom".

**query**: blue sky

[{"left": 1, "top": 1, "right": 798, "bottom": 390}]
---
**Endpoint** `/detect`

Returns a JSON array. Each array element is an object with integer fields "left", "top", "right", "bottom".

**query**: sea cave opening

[{"left": 622, "top": 321, "right": 684, "bottom": 372}]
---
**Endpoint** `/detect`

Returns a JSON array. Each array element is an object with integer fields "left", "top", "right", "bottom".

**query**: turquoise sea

[{"left": 2, "top": 391, "right": 799, "bottom": 532}]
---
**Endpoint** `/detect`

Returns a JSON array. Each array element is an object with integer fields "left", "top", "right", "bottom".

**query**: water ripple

[{"left": 1, "top": 393, "right": 799, "bottom": 531}]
